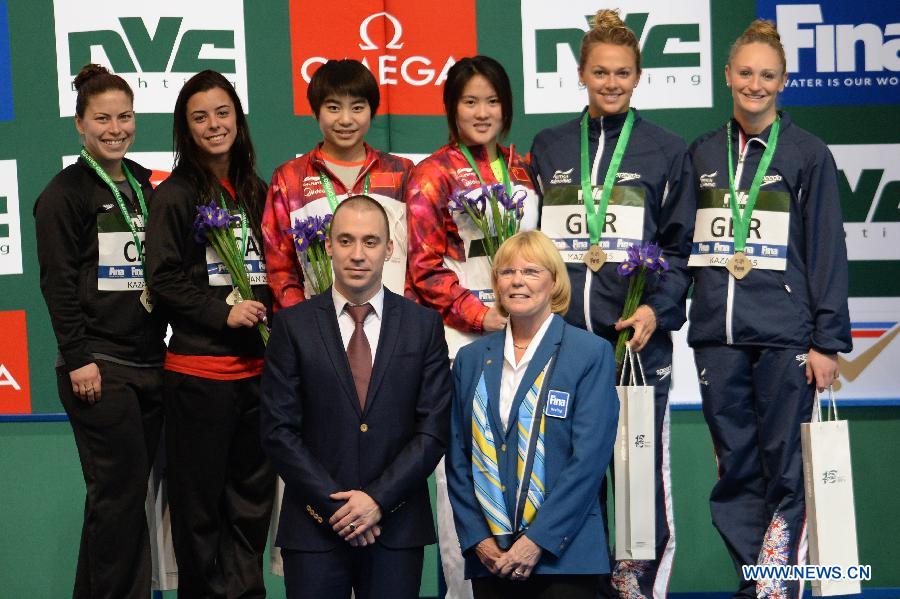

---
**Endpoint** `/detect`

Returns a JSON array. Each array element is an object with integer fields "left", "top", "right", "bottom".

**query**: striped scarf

[{"left": 471, "top": 358, "right": 551, "bottom": 548}]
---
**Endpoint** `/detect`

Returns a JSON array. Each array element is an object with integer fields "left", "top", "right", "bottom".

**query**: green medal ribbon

[
  {"left": 218, "top": 188, "right": 248, "bottom": 258},
  {"left": 80, "top": 148, "right": 149, "bottom": 271},
  {"left": 318, "top": 170, "right": 371, "bottom": 213},
  {"left": 580, "top": 109, "right": 635, "bottom": 246},
  {"left": 726, "top": 117, "right": 780, "bottom": 253},
  {"left": 457, "top": 144, "right": 513, "bottom": 196}
]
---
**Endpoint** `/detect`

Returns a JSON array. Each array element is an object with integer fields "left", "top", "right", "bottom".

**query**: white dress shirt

[
  {"left": 499, "top": 313, "right": 555, "bottom": 431},
  {"left": 332, "top": 286, "right": 384, "bottom": 365}
]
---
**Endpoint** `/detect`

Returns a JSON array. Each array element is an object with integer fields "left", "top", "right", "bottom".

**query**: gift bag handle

[
  {"left": 816, "top": 385, "right": 838, "bottom": 423},
  {"left": 619, "top": 344, "right": 647, "bottom": 387}
]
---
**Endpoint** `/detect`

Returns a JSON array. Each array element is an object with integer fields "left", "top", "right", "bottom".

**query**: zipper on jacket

[
  {"left": 726, "top": 131, "right": 751, "bottom": 345},
  {"left": 583, "top": 116, "right": 606, "bottom": 333}
]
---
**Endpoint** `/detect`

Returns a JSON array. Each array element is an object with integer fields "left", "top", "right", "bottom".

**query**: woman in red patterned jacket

[
  {"left": 263, "top": 59, "right": 413, "bottom": 310},
  {"left": 406, "top": 55, "right": 539, "bottom": 359},
  {"left": 405, "top": 55, "right": 539, "bottom": 599}
]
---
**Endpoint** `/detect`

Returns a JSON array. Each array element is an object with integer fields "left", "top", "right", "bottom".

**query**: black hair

[
  {"left": 442, "top": 56, "right": 513, "bottom": 144},
  {"left": 172, "top": 70, "right": 266, "bottom": 243},
  {"left": 307, "top": 60, "right": 380, "bottom": 117},
  {"left": 74, "top": 63, "right": 134, "bottom": 118}
]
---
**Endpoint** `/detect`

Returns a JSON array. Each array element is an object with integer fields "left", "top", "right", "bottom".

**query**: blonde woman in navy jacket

[{"left": 447, "top": 231, "right": 618, "bottom": 598}]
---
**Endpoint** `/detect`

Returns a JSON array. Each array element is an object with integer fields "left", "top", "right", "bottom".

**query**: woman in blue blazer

[{"left": 447, "top": 230, "right": 619, "bottom": 598}]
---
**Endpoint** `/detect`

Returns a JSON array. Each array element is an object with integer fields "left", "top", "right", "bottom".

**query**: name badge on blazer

[{"left": 545, "top": 390, "right": 570, "bottom": 419}]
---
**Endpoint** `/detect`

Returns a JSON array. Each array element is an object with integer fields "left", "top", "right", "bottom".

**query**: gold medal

[
  {"left": 225, "top": 287, "right": 243, "bottom": 306},
  {"left": 725, "top": 251, "right": 752, "bottom": 280},
  {"left": 139, "top": 287, "right": 154, "bottom": 313},
  {"left": 583, "top": 244, "right": 607, "bottom": 272}
]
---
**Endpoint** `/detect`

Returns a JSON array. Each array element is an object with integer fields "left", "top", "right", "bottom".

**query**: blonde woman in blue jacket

[{"left": 447, "top": 231, "right": 618, "bottom": 598}]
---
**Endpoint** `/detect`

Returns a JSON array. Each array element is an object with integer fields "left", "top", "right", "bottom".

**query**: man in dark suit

[{"left": 261, "top": 194, "right": 451, "bottom": 599}]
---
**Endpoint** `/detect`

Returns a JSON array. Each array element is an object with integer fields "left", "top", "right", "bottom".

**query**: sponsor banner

[
  {"left": 831, "top": 144, "right": 900, "bottom": 261},
  {"left": 0, "top": 0, "right": 12, "bottom": 121},
  {"left": 289, "top": 0, "right": 476, "bottom": 115},
  {"left": 688, "top": 189, "right": 790, "bottom": 271},
  {"left": 0, "top": 310, "right": 31, "bottom": 414},
  {"left": 670, "top": 298, "right": 900, "bottom": 405},
  {"left": 0, "top": 160, "right": 22, "bottom": 275},
  {"left": 63, "top": 151, "right": 175, "bottom": 187},
  {"left": 521, "top": 0, "right": 712, "bottom": 113},
  {"left": 758, "top": 0, "right": 900, "bottom": 106},
  {"left": 53, "top": 0, "right": 249, "bottom": 116}
]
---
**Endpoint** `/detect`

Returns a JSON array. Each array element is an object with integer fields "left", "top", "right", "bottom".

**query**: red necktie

[{"left": 345, "top": 303, "right": 374, "bottom": 410}]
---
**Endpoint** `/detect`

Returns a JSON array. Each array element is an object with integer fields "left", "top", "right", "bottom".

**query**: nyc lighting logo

[
  {"left": 521, "top": 0, "right": 712, "bottom": 113},
  {"left": 0, "top": 311, "right": 31, "bottom": 415},
  {"left": 289, "top": 0, "right": 476, "bottom": 115},
  {"left": 0, "top": 160, "right": 22, "bottom": 275},
  {"left": 830, "top": 144, "right": 900, "bottom": 261},
  {"left": 53, "top": 0, "right": 249, "bottom": 116},
  {"left": 0, "top": 0, "right": 12, "bottom": 121},
  {"left": 758, "top": 1, "right": 900, "bottom": 105},
  {"left": 63, "top": 151, "right": 175, "bottom": 188}
]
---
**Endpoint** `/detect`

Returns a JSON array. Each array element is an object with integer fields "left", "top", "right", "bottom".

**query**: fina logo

[
  {"left": 300, "top": 12, "right": 454, "bottom": 88},
  {"left": 53, "top": 0, "right": 249, "bottom": 116},
  {"left": 520, "top": 0, "right": 712, "bottom": 113},
  {"left": 758, "top": 0, "right": 899, "bottom": 105}
]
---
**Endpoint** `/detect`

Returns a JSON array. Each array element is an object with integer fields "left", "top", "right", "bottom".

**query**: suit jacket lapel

[
  {"left": 362, "top": 288, "right": 400, "bottom": 416},
  {"left": 504, "top": 315, "right": 564, "bottom": 441},
  {"left": 314, "top": 288, "right": 362, "bottom": 418}
]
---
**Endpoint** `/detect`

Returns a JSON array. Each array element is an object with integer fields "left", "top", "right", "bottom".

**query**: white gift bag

[
  {"left": 148, "top": 438, "right": 178, "bottom": 591},
  {"left": 614, "top": 346, "right": 656, "bottom": 560},
  {"left": 801, "top": 387, "right": 861, "bottom": 597},
  {"left": 269, "top": 476, "right": 285, "bottom": 576}
]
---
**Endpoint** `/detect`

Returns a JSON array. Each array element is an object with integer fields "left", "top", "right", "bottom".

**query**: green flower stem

[
  {"left": 615, "top": 268, "right": 647, "bottom": 368},
  {"left": 207, "top": 228, "right": 268, "bottom": 346}
]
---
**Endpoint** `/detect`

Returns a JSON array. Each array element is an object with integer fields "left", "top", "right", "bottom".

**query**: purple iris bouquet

[
  {"left": 448, "top": 183, "right": 526, "bottom": 262},
  {"left": 286, "top": 214, "right": 332, "bottom": 295},
  {"left": 194, "top": 199, "right": 269, "bottom": 344},
  {"left": 615, "top": 242, "right": 669, "bottom": 367}
]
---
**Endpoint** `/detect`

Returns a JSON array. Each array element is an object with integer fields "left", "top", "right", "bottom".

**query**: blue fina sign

[{"left": 757, "top": 0, "right": 900, "bottom": 106}]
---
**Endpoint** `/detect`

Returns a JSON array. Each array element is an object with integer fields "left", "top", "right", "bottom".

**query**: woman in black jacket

[
  {"left": 144, "top": 70, "right": 274, "bottom": 597},
  {"left": 34, "top": 63, "right": 167, "bottom": 598}
]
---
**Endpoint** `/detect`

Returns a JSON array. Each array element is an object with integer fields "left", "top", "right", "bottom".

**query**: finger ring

[
  {"left": 348, "top": 522, "right": 357, "bottom": 532},
  {"left": 515, "top": 570, "right": 524, "bottom": 577}
]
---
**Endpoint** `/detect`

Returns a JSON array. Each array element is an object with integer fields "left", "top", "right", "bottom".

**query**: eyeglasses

[{"left": 496, "top": 267, "right": 547, "bottom": 280}]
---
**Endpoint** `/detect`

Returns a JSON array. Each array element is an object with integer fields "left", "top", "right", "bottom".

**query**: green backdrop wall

[{"left": 1, "top": 0, "right": 898, "bottom": 596}]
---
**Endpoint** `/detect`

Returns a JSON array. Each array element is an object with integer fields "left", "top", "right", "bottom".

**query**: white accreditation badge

[
  {"left": 206, "top": 215, "right": 268, "bottom": 287},
  {"left": 97, "top": 210, "right": 147, "bottom": 291},
  {"left": 688, "top": 188, "right": 791, "bottom": 271},
  {"left": 540, "top": 185, "right": 645, "bottom": 265}
]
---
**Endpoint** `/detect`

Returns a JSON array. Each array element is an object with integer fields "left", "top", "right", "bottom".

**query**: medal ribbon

[
  {"left": 580, "top": 109, "right": 635, "bottom": 246},
  {"left": 80, "top": 148, "right": 149, "bottom": 272},
  {"left": 319, "top": 170, "right": 371, "bottom": 213},
  {"left": 726, "top": 117, "right": 780, "bottom": 253},
  {"left": 457, "top": 144, "right": 513, "bottom": 196}
]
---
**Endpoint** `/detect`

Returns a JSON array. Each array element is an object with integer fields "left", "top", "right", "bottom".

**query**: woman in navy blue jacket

[
  {"left": 688, "top": 20, "right": 851, "bottom": 599},
  {"left": 447, "top": 231, "right": 618, "bottom": 598},
  {"left": 530, "top": 10, "right": 694, "bottom": 596}
]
